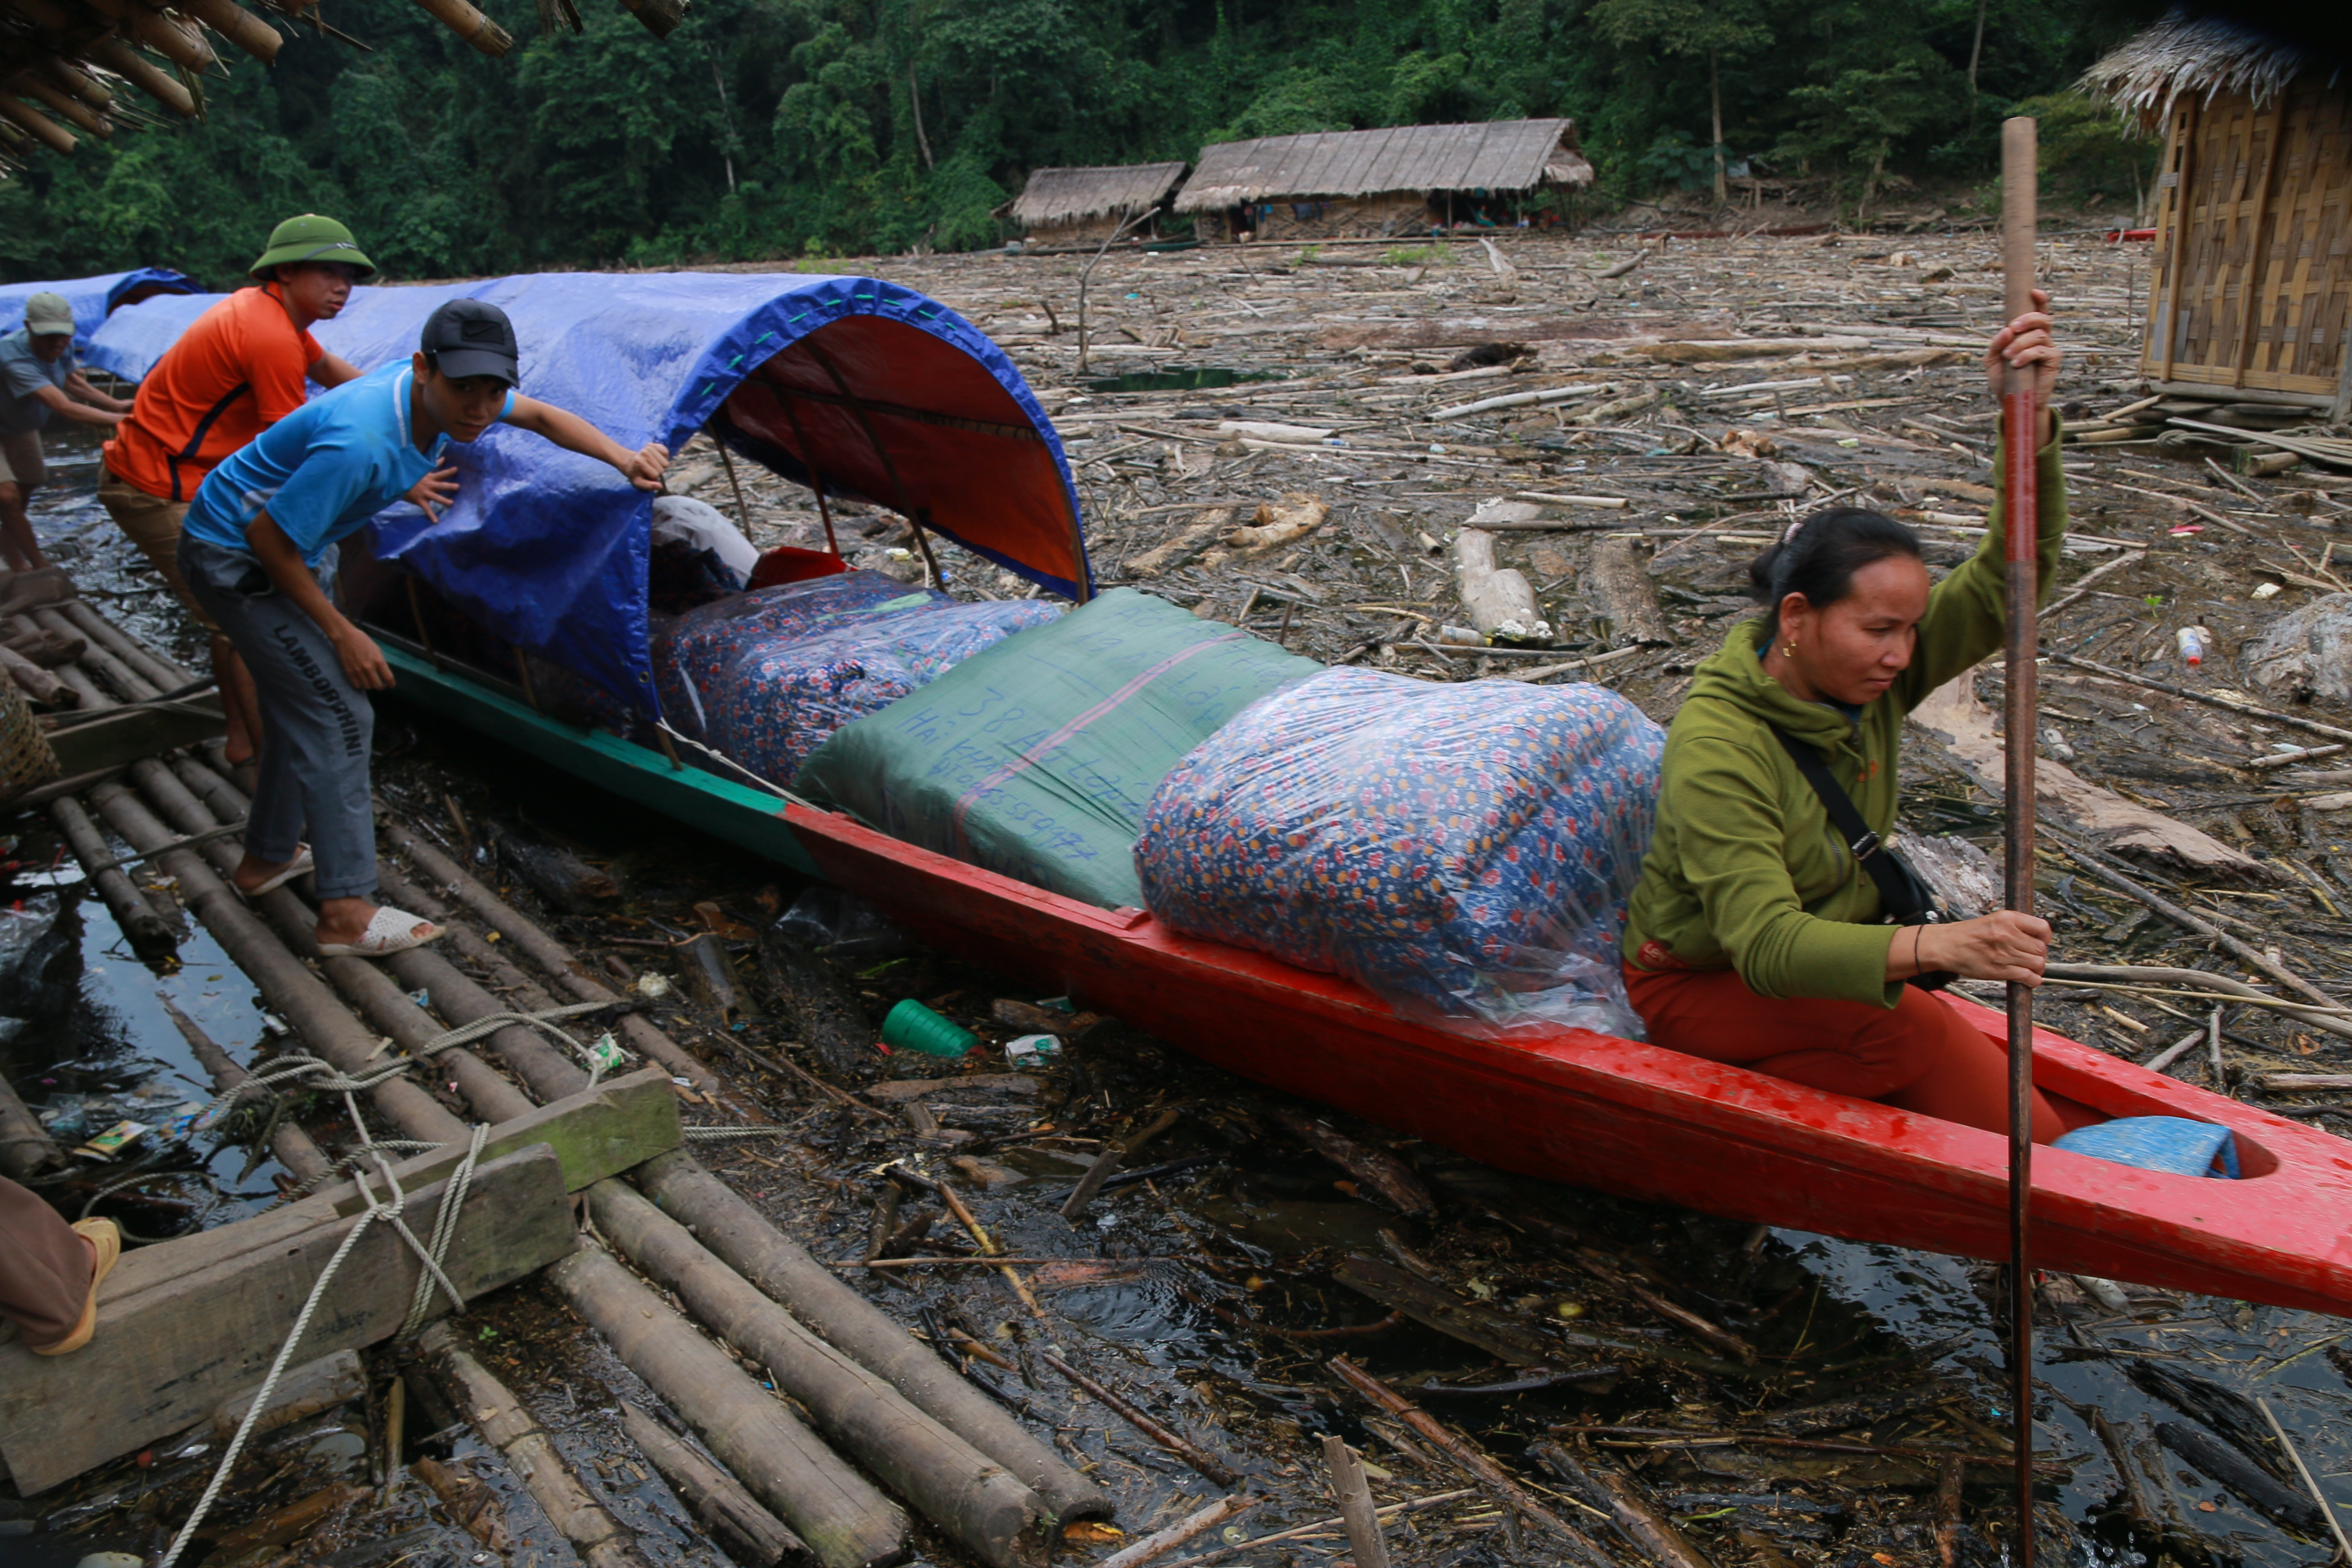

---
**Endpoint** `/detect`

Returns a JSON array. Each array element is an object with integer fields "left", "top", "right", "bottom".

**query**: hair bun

[{"left": 1746, "top": 541, "right": 1785, "bottom": 603}]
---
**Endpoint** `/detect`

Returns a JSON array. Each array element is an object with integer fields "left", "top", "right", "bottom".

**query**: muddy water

[
  {"left": 11, "top": 440, "right": 2352, "bottom": 1568},
  {"left": 4, "top": 434, "right": 285, "bottom": 1243}
]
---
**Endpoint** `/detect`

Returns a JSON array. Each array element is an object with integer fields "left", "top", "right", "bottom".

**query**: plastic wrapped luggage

[
  {"left": 695, "top": 598, "right": 1062, "bottom": 782},
  {"left": 648, "top": 495, "right": 762, "bottom": 615},
  {"left": 1133, "top": 667, "right": 1664, "bottom": 1035},
  {"left": 655, "top": 570, "right": 943, "bottom": 738},
  {"left": 795, "top": 587, "right": 1323, "bottom": 910}
]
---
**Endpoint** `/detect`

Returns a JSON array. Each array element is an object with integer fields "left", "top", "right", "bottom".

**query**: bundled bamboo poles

[{"left": 0, "top": 0, "right": 596, "bottom": 171}]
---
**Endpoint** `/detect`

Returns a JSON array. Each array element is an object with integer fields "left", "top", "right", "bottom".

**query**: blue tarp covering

[
  {"left": 0, "top": 269, "right": 200, "bottom": 350},
  {"left": 80, "top": 288, "right": 216, "bottom": 380},
  {"left": 86, "top": 273, "right": 1087, "bottom": 715}
]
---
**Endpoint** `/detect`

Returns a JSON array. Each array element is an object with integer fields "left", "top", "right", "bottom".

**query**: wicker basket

[{"left": 0, "top": 669, "right": 60, "bottom": 806}]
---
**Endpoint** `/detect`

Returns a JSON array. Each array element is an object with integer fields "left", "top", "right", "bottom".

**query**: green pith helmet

[{"left": 249, "top": 214, "right": 378, "bottom": 282}]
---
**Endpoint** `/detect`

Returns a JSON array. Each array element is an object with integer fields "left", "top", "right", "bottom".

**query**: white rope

[
  {"left": 401, "top": 1122, "right": 488, "bottom": 1335},
  {"left": 156, "top": 1132, "right": 484, "bottom": 1568},
  {"left": 652, "top": 718, "right": 823, "bottom": 807},
  {"left": 157, "top": 1190, "right": 380, "bottom": 1568},
  {"left": 156, "top": 1002, "right": 603, "bottom": 1563},
  {"left": 191, "top": 1000, "right": 619, "bottom": 1148}
]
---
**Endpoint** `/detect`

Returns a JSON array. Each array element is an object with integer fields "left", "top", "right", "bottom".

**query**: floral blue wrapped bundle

[
  {"left": 695, "top": 599, "right": 1063, "bottom": 783},
  {"left": 1135, "top": 667, "right": 1664, "bottom": 1035},
  {"left": 655, "top": 570, "right": 945, "bottom": 739}
]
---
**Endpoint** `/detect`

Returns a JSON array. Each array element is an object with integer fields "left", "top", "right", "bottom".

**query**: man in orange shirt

[{"left": 101, "top": 214, "right": 375, "bottom": 762}]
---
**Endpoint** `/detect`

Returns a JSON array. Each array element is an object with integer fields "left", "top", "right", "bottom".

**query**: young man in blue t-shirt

[{"left": 180, "top": 298, "right": 667, "bottom": 957}]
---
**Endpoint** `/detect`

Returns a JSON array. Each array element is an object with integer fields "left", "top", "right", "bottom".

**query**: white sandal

[
  {"left": 317, "top": 906, "right": 444, "bottom": 959},
  {"left": 235, "top": 845, "right": 314, "bottom": 900}
]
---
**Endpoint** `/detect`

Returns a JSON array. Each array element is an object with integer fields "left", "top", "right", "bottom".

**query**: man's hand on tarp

[
  {"left": 621, "top": 442, "right": 670, "bottom": 493},
  {"left": 404, "top": 460, "right": 460, "bottom": 523}
]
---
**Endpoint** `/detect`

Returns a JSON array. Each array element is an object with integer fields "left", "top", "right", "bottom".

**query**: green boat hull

[{"left": 383, "top": 645, "right": 821, "bottom": 876}]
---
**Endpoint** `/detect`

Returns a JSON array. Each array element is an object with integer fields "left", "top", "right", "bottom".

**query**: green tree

[
  {"left": 1779, "top": 45, "right": 1969, "bottom": 214},
  {"left": 0, "top": 0, "right": 2129, "bottom": 283},
  {"left": 1586, "top": 0, "right": 1771, "bottom": 204}
]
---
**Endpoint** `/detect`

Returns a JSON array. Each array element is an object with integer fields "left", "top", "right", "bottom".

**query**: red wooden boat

[
  {"left": 371, "top": 645, "right": 2352, "bottom": 1319},
  {"left": 129, "top": 266, "right": 2321, "bottom": 1318}
]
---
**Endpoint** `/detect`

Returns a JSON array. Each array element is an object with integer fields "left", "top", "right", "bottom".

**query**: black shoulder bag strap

[{"left": 1767, "top": 725, "right": 1954, "bottom": 991}]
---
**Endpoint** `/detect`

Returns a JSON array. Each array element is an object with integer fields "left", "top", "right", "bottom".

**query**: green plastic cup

[{"left": 882, "top": 998, "right": 980, "bottom": 1057}]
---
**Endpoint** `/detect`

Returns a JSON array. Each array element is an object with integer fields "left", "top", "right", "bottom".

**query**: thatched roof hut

[
  {"left": 2082, "top": 12, "right": 2326, "bottom": 129},
  {"left": 1173, "top": 118, "right": 1592, "bottom": 243},
  {"left": 2082, "top": 13, "right": 2351, "bottom": 416},
  {"left": 0, "top": 0, "right": 683, "bottom": 172},
  {"left": 1011, "top": 162, "right": 1188, "bottom": 238},
  {"left": 1177, "top": 119, "right": 1591, "bottom": 211}
]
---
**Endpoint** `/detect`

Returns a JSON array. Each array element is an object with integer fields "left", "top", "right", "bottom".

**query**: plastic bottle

[{"left": 2176, "top": 625, "right": 2209, "bottom": 666}]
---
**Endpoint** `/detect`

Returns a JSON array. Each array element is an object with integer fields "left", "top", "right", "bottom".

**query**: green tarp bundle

[{"left": 795, "top": 587, "right": 1322, "bottom": 909}]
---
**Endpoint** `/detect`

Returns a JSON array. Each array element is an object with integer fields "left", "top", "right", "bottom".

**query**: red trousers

[{"left": 1625, "top": 964, "right": 2094, "bottom": 1143}]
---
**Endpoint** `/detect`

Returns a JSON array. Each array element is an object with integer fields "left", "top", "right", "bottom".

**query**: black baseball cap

[{"left": 420, "top": 299, "right": 521, "bottom": 386}]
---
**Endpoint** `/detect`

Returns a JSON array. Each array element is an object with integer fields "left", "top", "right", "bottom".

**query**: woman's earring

[{"left": 1783, "top": 640, "right": 1797, "bottom": 657}]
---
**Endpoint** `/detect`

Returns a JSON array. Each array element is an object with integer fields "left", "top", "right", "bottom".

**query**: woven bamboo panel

[
  {"left": 2141, "top": 79, "right": 2351, "bottom": 401},
  {"left": 0, "top": 672, "right": 57, "bottom": 805}
]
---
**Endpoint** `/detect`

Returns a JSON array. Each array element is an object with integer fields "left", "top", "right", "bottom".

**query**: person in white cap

[{"left": 0, "top": 291, "right": 133, "bottom": 571}]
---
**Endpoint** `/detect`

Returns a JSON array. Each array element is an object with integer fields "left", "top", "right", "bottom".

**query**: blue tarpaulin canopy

[
  {"left": 88, "top": 272, "right": 1088, "bottom": 715},
  {"left": 0, "top": 269, "right": 200, "bottom": 350}
]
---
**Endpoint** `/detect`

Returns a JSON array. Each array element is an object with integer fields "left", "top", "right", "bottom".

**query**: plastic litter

[
  {"left": 776, "top": 886, "right": 910, "bottom": 962},
  {"left": 1004, "top": 1033, "right": 1062, "bottom": 1063},
  {"left": 2055, "top": 1115, "right": 2240, "bottom": 1178},
  {"left": 1135, "top": 667, "right": 1664, "bottom": 1035},
  {"left": 881, "top": 999, "right": 979, "bottom": 1057},
  {"left": 76, "top": 1120, "right": 150, "bottom": 1161},
  {"left": 2175, "top": 625, "right": 2208, "bottom": 666}
]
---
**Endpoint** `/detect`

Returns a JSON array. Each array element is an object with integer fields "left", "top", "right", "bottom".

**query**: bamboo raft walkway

[{"left": 0, "top": 579, "right": 1114, "bottom": 1568}]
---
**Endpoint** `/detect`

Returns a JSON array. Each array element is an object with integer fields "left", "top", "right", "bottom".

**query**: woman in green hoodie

[{"left": 1620, "top": 294, "right": 2092, "bottom": 1142}]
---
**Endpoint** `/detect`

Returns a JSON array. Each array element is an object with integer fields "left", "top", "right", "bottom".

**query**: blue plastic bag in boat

[
  {"left": 655, "top": 570, "right": 943, "bottom": 740},
  {"left": 795, "top": 587, "right": 1323, "bottom": 910},
  {"left": 1134, "top": 667, "right": 1664, "bottom": 1036},
  {"left": 2055, "top": 1116, "right": 2240, "bottom": 1178},
  {"left": 696, "top": 599, "right": 1062, "bottom": 783}
]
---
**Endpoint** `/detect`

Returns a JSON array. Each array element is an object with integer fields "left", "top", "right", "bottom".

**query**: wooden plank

[
  {"left": 1331, "top": 1255, "right": 1563, "bottom": 1366},
  {"left": 2154, "top": 97, "right": 2199, "bottom": 383},
  {"left": 2231, "top": 98, "right": 2287, "bottom": 387},
  {"left": 100, "top": 1067, "right": 680, "bottom": 1308},
  {"left": 44, "top": 696, "right": 226, "bottom": 776},
  {"left": 0, "top": 1143, "right": 574, "bottom": 1494}
]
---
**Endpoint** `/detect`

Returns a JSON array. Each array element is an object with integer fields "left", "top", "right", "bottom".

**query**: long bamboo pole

[{"left": 1998, "top": 113, "right": 2040, "bottom": 1568}]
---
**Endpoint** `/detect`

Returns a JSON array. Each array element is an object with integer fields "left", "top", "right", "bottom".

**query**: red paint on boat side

[{"left": 780, "top": 801, "right": 2352, "bottom": 1317}]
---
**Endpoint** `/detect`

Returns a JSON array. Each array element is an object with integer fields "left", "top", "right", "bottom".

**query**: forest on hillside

[{"left": 0, "top": 0, "right": 2162, "bottom": 285}]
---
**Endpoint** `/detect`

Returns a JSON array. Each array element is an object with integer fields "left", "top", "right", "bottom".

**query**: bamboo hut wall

[
  {"left": 1216, "top": 195, "right": 1436, "bottom": 243},
  {"left": 1028, "top": 213, "right": 1160, "bottom": 246},
  {"left": 2142, "top": 77, "right": 2352, "bottom": 411}
]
